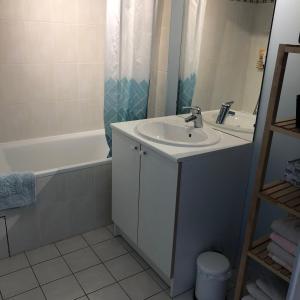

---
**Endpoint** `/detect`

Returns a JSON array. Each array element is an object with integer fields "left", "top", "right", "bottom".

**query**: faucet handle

[
  {"left": 222, "top": 101, "right": 234, "bottom": 107},
  {"left": 182, "top": 106, "right": 202, "bottom": 114}
]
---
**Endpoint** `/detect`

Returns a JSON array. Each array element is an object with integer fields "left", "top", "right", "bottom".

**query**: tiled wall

[{"left": 0, "top": 0, "right": 105, "bottom": 143}]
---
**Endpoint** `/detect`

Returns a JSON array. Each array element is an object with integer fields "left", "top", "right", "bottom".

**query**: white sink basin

[
  {"left": 136, "top": 120, "right": 220, "bottom": 147},
  {"left": 203, "top": 110, "right": 256, "bottom": 133}
]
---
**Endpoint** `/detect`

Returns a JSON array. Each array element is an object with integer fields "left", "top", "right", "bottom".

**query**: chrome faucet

[
  {"left": 183, "top": 106, "right": 203, "bottom": 128},
  {"left": 216, "top": 101, "right": 234, "bottom": 124}
]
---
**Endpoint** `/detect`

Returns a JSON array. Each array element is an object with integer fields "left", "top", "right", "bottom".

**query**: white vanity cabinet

[
  {"left": 111, "top": 121, "right": 252, "bottom": 297},
  {"left": 112, "top": 129, "right": 178, "bottom": 278}
]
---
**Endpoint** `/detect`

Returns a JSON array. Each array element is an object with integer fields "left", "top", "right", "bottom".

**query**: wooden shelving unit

[
  {"left": 259, "top": 181, "right": 300, "bottom": 217},
  {"left": 271, "top": 119, "right": 300, "bottom": 138},
  {"left": 248, "top": 237, "right": 291, "bottom": 283},
  {"left": 234, "top": 44, "right": 300, "bottom": 300}
]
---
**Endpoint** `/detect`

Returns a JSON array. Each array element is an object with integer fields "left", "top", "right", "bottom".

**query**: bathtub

[{"left": 0, "top": 130, "right": 112, "bottom": 258}]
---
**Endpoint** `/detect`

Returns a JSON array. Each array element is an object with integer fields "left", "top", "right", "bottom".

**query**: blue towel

[{"left": 0, "top": 172, "right": 36, "bottom": 211}]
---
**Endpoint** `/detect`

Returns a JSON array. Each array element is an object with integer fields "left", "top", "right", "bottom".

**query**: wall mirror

[{"left": 176, "top": 0, "right": 276, "bottom": 141}]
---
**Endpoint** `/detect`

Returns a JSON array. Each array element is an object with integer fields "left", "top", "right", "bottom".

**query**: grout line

[
  {"left": 0, "top": 264, "right": 30, "bottom": 280},
  {"left": 54, "top": 243, "right": 89, "bottom": 299},
  {"left": 1, "top": 228, "right": 170, "bottom": 300},
  {"left": 82, "top": 234, "right": 133, "bottom": 300},
  {"left": 23, "top": 252, "right": 47, "bottom": 300}
]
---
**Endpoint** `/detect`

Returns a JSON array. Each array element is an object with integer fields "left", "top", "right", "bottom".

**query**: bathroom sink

[
  {"left": 135, "top": 120, "right": 220, "bottom": 147},
  {"left": 203, "top": 110, "right": 256, "bottom": 133}
]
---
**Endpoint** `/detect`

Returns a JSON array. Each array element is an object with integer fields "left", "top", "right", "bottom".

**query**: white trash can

[{"left": 195, "top": 251, "right": 232, "bottom": 300}]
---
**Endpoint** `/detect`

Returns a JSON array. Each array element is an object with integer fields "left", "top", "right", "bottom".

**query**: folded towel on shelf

[
  {"left": 285, "top": 173, "right": 300, "bottom": 187},
  {"left": 269, "top": 253, "right": 293, "bottom": 272},
  {"left": 267, "top": 241, "right": 294, "bottom": 266},
  {"left": 270, "top": 232, "right": 297, "bottom": 255},
  {"left": 246, "top": 282, "right": 271, "bottom": 300},
  {"left": 285, "top": 158, "right": 300, "bottom": 173},
  {"left": 256, "top": 278, "right": 287, "bottom": 300},
  {"left": 0, "top": 172, "right": 36, "bottom": 211},
  {"left": 271, "top": 217, "right": 300, "bottom": 244}
]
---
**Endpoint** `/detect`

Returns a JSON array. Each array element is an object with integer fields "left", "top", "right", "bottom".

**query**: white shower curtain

[
  {"left": 177, "top": 0, "right": 207, "bottom": 114},
  {"left": 104, "top": 0, "right": 156, "bottom": 156}
]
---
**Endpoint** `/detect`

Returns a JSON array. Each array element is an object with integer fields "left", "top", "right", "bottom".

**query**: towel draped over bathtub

[{"left": 0, "top": 172, "right": 36, "bottom": 210}]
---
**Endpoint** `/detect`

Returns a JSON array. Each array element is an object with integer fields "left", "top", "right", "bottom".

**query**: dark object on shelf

[{"left": 296, "top": 95, "right": 300, "bottom": 128}]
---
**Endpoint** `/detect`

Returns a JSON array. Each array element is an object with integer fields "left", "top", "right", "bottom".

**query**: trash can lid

[{"left": 197, "top": 252, "right": 231, "bottom": 276}]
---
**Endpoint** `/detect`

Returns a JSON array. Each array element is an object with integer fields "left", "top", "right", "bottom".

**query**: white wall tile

[
  {"left": 51, "top": 0, "right": 78, "bottom": 23},
  {"left": 22, "top": 0, "right": 52, "bottom": 21},
  {"left": 78, "top": 64, "right": 102, "bottom": 100},
  {"left": 53, "top": 63, "right": 78, "bottom": 100},
  {"left": 0, "top": 0, "right": 105, "bottom": 142},
  {"left": 23, "top": 21, "right": 54, "bottom": 63},
  {"left": 0, "top": 20, "right": 26, "bottom": 63},
  {"left": 78, "top": 0, "right": 105, "bottom": 25},
  {"left": 0, "top": 64, "right": 26, "bottom": 102},
  {"left": 0, "top": 0, "right": 24, "bottom": 21},
  {"left": 53, "top": 23, "right": 77, "bottom": 63},
  {"left": 77, "top": 25, "right": 103, "bottom": 63},
  {"left": 23, "top": 64, "right": 54, "bottom": 101}
]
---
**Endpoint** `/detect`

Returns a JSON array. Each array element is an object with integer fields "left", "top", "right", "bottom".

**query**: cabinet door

[
  {"left": 138, "top": 146, "right": 178, "bottom": 278},
  {"left": 112, "top": 130, "right": 140, "bottom": 244}
]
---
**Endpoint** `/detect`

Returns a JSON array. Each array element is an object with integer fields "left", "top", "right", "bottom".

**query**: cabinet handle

[
  {"left": 130, "top": 145, "right": 138, "bottom": 151},
  {"left": 140, "top": 150, "right": 147, "bottom": 155}
]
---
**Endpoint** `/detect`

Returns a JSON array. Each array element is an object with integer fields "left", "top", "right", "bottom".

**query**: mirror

[{"left": 177, "top": 0, "right": 276, "bottom": 141}]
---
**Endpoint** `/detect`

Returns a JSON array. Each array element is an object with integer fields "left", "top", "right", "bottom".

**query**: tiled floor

[{"left": 0, "top": 225, "right": 194, "bottom": 300}]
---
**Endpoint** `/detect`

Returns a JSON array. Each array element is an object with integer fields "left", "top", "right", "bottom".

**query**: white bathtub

[{"left": 0, "top": 130, "right": 112, "bottom": 257}]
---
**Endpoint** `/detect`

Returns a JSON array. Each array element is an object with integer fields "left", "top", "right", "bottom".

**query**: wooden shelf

[
  {"left": 234, "top": 44, "right": 300, "bottom": 300},
  {"left": 271, "top": 119, "right": 300, "bottom": 139},
  {"left": 248, "top": 237, "right": 291, "bottom": 283},
  {"left": 259, "top": 181, "right": 300, "bottom": 218}
]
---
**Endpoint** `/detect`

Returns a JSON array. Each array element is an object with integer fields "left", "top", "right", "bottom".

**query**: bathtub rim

[
  {"left": 0, "top": 129, "right": 111, "bottom": 178},
  {"left": 0, "top": 129, "right": 106, "bottom": 148},
  {"left": 36, "top": 158, "right": 112, "bottom": 178}
]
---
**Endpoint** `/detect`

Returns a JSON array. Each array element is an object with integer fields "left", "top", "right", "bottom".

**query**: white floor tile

[
  {"left": 32, "top": 257, "right": 71, "bottom": 285},
  {"left": 105, "top": 254, "right": 143, "bottom": 281},
  {"left": 173, "top": 290, "right": 194, "bottom": 300},
  {"left": 93, "top": 238, "right": 127, "bottom": 262},
  {"left": 130, "top": 252, "right": 150, "bottom": 270},
  {"left": 148, "top": 292, "right": 170, "bottom": 300},
  {"left": 26, "top": 244, "right": 60, "bottom": 265},
  {"left": 56, "top": 236, "right": 88, "bottom": 255},
  {"left": 88, "top": 283, "right": 130, "bottom": 300},
  {"left": 75, "top": 264, "right": 115, "bottom": 294},
  {"left": 0, "top": 268, "right": 38, "bottom": 299},
  {"left": 106, "top": 224, "right": 114, "bottom": 234},
  {"left": 0, "top": 254, "right": 29, "bottom": 277},
  {"left": 63, "top": 247, "right": 100, "bottom": 272},
  {"left": 115, "top": 237, "right": 134, "bottom": 252},
  {"left": 42, "top": 275, "right": 84, "bottom": 300},
  {"left": 119, "top": 271, "right": 162, "bottom": 300},
  {"left": 83, "top": 228, "right": 113, "bottom": 245},
  {"left": 8, "top": 288, "right": 45, "bottom": 300},
  {"left": 146, "top": 269, "right": 168, "bottom": 290}
]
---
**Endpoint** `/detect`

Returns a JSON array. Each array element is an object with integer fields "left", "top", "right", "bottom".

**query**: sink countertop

[{"left": 111, "top": 115, "right": 251, "bottom": 163}]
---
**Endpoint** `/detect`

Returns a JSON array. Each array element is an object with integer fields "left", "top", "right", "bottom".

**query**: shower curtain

[
  {"left": 104, "top": 0, "right": 156, "bottom": 156},
  {"left": 177, "top": 0, "right": 207, "bottom": 114}
]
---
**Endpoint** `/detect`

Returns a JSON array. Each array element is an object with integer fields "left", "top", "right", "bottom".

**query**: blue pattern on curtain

[
  {"left": 176, "top": 73, "right": 196, "bottom": 114},
  {"left": 104, "top": 78, "right": 149, "bottom": 157}
]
